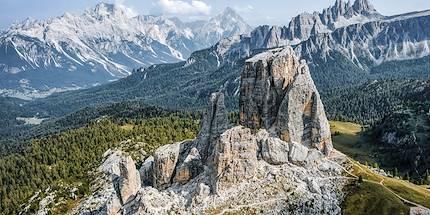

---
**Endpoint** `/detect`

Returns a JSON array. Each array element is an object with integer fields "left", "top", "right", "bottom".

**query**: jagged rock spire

[
  {"left": 197, "top": 92, "right": 230, "bottom": 161},
  {"left": 239, "top": 47, "right": 332, "bottom": 155}
]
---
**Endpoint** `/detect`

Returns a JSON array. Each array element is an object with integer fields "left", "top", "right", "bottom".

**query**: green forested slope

[{"left": 0, "top": 114, "right": 199, "bottom": 214}]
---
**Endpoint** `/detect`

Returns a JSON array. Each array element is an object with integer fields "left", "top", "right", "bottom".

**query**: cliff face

[
  {"left": 239, "top": 47, "right": 332, "bottom": 155},
  {"left": 74, "top": 47, "right": 345, "bottom": 215}
]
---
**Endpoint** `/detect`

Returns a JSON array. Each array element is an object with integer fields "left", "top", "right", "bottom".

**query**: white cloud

[
  {"left": 115, "top": 0, "right": 137, "bottom": 17},
  {"left": 156, "top": 0, "right": 211, "bottom": 15},
  {"left": 234, "top": 5, "right": 254, "bottom": 13}
]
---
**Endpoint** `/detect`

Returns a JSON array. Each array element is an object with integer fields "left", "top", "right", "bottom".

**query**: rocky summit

[{"left": 74, "top": 47, "right": 347, "bottom": 214}]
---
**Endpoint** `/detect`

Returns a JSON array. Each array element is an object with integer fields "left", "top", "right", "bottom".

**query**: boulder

[
  {"left": 90, "top": 150, "right": 141, "bottom": 211},
  {"left": 306, "top": 149, "right": 324, "bottom": 164},
  {"left": 307, "top": 178, "right": 321, "bottom": 194},
  {"left": 116, "top": 155, "right": 141, "bottom": 204},
  {"left": 289, "top": 142, "right": 309, "bottom": 164},
  {"left": 261, "top": 137, "right": 290, "bottom": 165},
  {"left": 153, "top": 143, "right": 180, "bottom": 189}
]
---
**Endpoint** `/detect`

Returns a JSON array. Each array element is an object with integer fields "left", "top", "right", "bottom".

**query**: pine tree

[{"left": 426, "top": 169, "right": 430, "bottom": 184}]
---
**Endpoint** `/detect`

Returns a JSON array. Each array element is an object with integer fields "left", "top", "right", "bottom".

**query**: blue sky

[{"left": 1, "top": 0, "right": 430, "bottom": 29}]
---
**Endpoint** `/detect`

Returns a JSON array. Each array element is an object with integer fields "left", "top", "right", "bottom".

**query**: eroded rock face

[
  {"left": 289, "top": 142, "right": 310, "bottom": 164},
  {"left": 153, "top": 143, "right": 180, "bottom": 189},
  {"left": 239, "top": 47, "right": 300, "bottom": 129},
  {"left": 208, "top": 126, "right": 259, "bottom": 193},
  {"left": 197, "top": 92, "right": 230, "bottom": 162},
  {"left": 74, "top": 151, "right": 140, "bottom": 214},
  {"left": 139, "top": 156, "right": 154, "bottom": 187},
  {"left": 240, "top": 47, "right": 332, "bottom": 155},
  {"left": 116, "top": 155, "right": 142, "bottom": 204},
  {"left": 75, "top": 47, "right": 341, "bottom": 215},
  {"left": 174, "top": 147, "right": 203, "bottom": 185},
  {"left": 261, "top": 136, "right": 290, "bottom": 165}
]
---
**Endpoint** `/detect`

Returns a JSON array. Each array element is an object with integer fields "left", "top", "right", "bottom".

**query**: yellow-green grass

[
  {"left": 330, "top": 121, "right": 362, "bottom": 135},
  {"left": 384, "top": 178, "right": 430, "bottom": 208},
  {"left": 342, "top": 181, "right": 409, "bottom": 215},
  {"left": 330, "top": 121, "right": 376, "bottom": 163},
  {"left": 348, "top": 159, "right": 430, "bottom": 209},
  {"left": 120, "top": 124, "right": 134, "bottom": 131}
]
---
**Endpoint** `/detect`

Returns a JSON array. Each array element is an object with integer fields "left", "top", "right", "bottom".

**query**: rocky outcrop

[
  {"left": 239, "top": 47, "right": 300, "bottom": 129},
  {"left": 289, "top": 142, "right": 310, "bottom": 164},
  {"left": 97, "top": 151, "right": 141, "bottom": 204},
  {"left": 174, "top": 147, "right": 203, "bottom": 184},
  {"left": 115, "top": 155, "right": 141, "bottom": 204},
  {"left": 139, "top": 156, "right": 154, "bottom": 186},
  {"left": 74, "top": 151, "right": 140, "bottom": 214},
  {"left": 240, "top": 47, "right": 333, "bottom": 155},
  {"left": 208, "top": 126, "right": 259, "bottom": 193},
  {"left": 196, "top": 92, "right": 230, "bottom": 162},
  {"left": 152, "top": 143, "right": 180, "bottom": 189},
  {"left": 75, "top": 47, "right": 345, "bottom": 214},
  {"left": 261, "top": 135, "right": 290, "bottom": 165}
]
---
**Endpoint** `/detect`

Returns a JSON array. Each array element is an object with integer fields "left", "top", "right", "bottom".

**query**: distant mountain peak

[
  {"left": 221, "top": 7, "right": 238, "bottom": 16},
  {"left": 214, "top": 7, "right": 243, "bottom": 21},
  {"left": 195, "top": 7, "right": 252, "bottom": 46},
  {"left": 352, "top": 0, "right": 378, "bottom": 15},
  {"left": 0, "top": 2, "right": 251, "bottom": 97},
  {"left": 90, "top": 2, "right": 116, "bottom": 15},
  {"left": 85, "top": 2, "right": 136, "bottom": 20}
]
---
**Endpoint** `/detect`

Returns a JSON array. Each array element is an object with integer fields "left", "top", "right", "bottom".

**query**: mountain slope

[
  {"left": 4, "top": 0, "right": 430, "bottom": 131},
  {"left": 0, "top": 3, "right": 251, "bottom": 98}
]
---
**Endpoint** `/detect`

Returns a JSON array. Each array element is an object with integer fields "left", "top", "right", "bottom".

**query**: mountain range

[
  {"left": 1, "top": 0, "right": 430, "bottom": 214},
  {"left": 0, "top": 3, "right": 251, "bottom": 99},
  {"left": 15, "top": 0, "right": 429, "bottom": 119}
]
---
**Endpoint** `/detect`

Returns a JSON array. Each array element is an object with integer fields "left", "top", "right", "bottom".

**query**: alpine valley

[{"left": 0, "top": 0, "right": 429, "bottom": 215}]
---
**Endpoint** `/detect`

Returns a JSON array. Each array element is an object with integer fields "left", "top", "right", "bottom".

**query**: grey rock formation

[
  {"left": 240, "top": 47, "right": 333, "bottom": 155},
  {"left": 196, "top": 92, "right": 230, "bottom": 161},
  {"left": 74, "top": 151, "right": 140, "bottom": 214},
  {"left": 289, "top": 142, "right": 310, "bottom": 164},
  {"left": 174, "top": 147, "right": 203, "bottom": 185},
  {"left": 139, "top": 156, "right": 154, "bottom": 186},
  {"left": 75, "top": 47, "right": 344, "bottom": 214},
  {"left": 261, "top": 136, "right": 290, "bottom": 165},
  {"left": 153, "top": 143, "right": 180, "bottom": 189},
  {"left": 208, "top": 126, "right": 259, "bottom": 193},
  {"left": 239, "top": 47, "right": 300, "bottom": 129},
  {"left": 116, "top": 155, "right": 141, "bottom": 204},
  {"left": 353, "top": 0, "right": 378, "bottom": 15}
]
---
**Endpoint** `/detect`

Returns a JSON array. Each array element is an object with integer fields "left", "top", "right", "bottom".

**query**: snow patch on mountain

[{"left": 0, "top": 3, "right": 252, "bottom": 98}]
